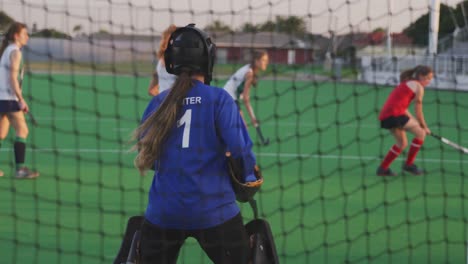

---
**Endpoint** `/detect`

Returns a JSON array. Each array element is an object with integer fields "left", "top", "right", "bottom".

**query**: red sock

[
  {"left": 406, "top": 138, "right": 424, "bottom": 165},
  {"left": 381, "top": 145, "right": 402, "bottom": 169}
]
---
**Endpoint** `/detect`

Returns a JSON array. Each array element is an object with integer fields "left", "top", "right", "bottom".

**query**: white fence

[{"left": 360, "top": 55, "right": 468, "bottom": 90}]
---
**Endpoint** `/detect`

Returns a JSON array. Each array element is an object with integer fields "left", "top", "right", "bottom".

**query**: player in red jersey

[{"left": 377, "top": 65, "right": 433, "bottom": 176}]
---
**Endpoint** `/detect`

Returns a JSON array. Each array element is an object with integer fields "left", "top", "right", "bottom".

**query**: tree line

[
  {"left": 205, "top": 1, "right": 468, "bottom": 46},
  {"left": 0, "top": 11, "right": 71, "bottom": 39},
  {"left": 1, "top": 0, "right": 468, "bottom": 46}
]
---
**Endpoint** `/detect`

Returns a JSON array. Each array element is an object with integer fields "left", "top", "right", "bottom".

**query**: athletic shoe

[
  {"left": 403, "top": 164, "right": 424, "bottom": 175},
  {"left": 15, "top": 167, "right": 39, "bottom": 179},
  {"left": 0, "top": 170, "right": 3, "bottom": 177},
  {"left": 376, "top": 166, "right": 396, "bottom": 176}
]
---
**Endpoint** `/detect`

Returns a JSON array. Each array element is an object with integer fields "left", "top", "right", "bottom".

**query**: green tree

[
  {"left": 372, "top": 27, "right": 386, "bottom": 33},
  {"left": 241, "top": 22, "right": 259, "bottom": 33},
  {"left": 403, "top": 1, "right": 467, "bottom": 46},
  {"left": 204, "top": 20, "right": 233, "bottom": 33},
  {"left": 73, "top": 25, "right": 82, "bottom": 34},
  {"left": 275, "top": 16, "right": 306, "bottom": 35},
  {"left": 454, "top": 1, "right": 468, "bottom": 29},
  {"left": 259, "top": 20, "right": 276, "bottom": 32},
  {"left": 31, "top": 28, "right": 71, "bottom": 39},
  {"left": 257, "top": 16, "right": 306, "bottom": 35},
  {"left": 97, "top": 29, "right": 109, "bottom": 35},
  {"left": 0, "top": 11, "right": 15, "bottom": 32}
]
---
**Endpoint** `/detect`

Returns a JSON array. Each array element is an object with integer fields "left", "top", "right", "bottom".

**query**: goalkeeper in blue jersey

[{"left": 132, "top": 24, "right": 256, "bottom": 264}]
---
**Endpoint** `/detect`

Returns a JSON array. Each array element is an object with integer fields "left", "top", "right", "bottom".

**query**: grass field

[{"left": 0, "top": 71, "right": 467, "bottom": 263}]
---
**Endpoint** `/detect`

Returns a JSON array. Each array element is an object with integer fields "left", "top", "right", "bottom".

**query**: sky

[{"left": 0, "top": 0, "right": 466, "bottom": 37}]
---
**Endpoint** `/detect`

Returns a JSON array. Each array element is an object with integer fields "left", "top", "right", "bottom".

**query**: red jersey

[{"left": 379, "top": 81, "right": 415, "bottom": 120}]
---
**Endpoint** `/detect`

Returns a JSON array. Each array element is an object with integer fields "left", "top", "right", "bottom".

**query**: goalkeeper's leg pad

[
  {"left": 114, "top": 216, "right": 144, "bottom": 264},
  {"left": 245, "top": 219, "right": 279, "bottom": 264}
]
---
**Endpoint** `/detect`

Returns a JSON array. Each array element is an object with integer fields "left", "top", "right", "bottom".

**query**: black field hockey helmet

[{"left": 164, "top": 23, "right": 216, "bottom": 85}]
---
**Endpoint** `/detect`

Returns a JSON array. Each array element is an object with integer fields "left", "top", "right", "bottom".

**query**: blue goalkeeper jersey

[{"left": 141, "top": 80, "right": 256, "bottom": 229}]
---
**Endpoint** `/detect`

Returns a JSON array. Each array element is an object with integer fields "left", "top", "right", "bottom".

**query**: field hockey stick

[
  {"left": 431, "top": 133, "right": 468, "bottom": 154},
  {"left": 27, "top": 112, "right": 38, "bottom": 126},
  {"left": 255, "top": 124, "right": 270, "bottom": 146}
]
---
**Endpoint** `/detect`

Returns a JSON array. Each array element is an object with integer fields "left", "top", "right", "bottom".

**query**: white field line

[
  {"left": 32, "top": 116, "right": 378, "bottom": 127},
  {"left": 0, "top": 148, "right": 465, "bottom": 164}
]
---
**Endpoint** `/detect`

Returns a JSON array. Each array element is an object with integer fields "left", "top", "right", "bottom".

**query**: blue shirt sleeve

[
  {"left": 141, "top": 95, "right": 164, "bottom": 123},
  {"left": 215, "top": 91, "right": 256, "bottom": 181}
]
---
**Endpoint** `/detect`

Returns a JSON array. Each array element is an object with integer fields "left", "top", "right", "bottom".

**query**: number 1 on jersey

[{"left": 177, "top": 109, "right": 192, "bottom": 148}]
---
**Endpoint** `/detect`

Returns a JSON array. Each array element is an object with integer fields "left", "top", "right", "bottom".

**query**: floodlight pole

[{"left": 428, "top": 0, "right": 441, "bottom": 55}]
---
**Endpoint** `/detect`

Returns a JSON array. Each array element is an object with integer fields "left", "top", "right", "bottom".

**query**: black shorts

[
  {"left": 139, "top": 213, "right": 249, "bottom": 264},
  {"left": 380, "top": 115, "right": 409, "bottom": 129},
  {"left": 0, "top": 100, "right": 21, "bottom": 113}
]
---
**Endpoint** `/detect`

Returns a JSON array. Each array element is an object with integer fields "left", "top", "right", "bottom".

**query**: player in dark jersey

[
  {"left": 132, "top": 24, "right": 256, "bottom": 264},
  {"left": 377, "top": 65, "right": 433, "bottom": 176}
]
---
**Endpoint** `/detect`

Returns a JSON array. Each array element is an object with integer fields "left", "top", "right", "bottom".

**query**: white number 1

[{"left": 177, "top": 109, "right": 192, "bottom": 148}]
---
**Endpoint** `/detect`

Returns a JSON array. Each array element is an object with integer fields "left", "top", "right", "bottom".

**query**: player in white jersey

[
  {"left": 147, "top": 25, "right": 177, "bottom": 96},
  {"left": 0, "top": 22, "right": 39, "bottom": 179},
  {"left": 223, "top": 49, "right": 269, "bottom": 127}
]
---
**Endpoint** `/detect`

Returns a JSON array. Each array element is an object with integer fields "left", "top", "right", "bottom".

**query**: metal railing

[{"left": 369, "top": 54, "right": 468, "bottom": 76}]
